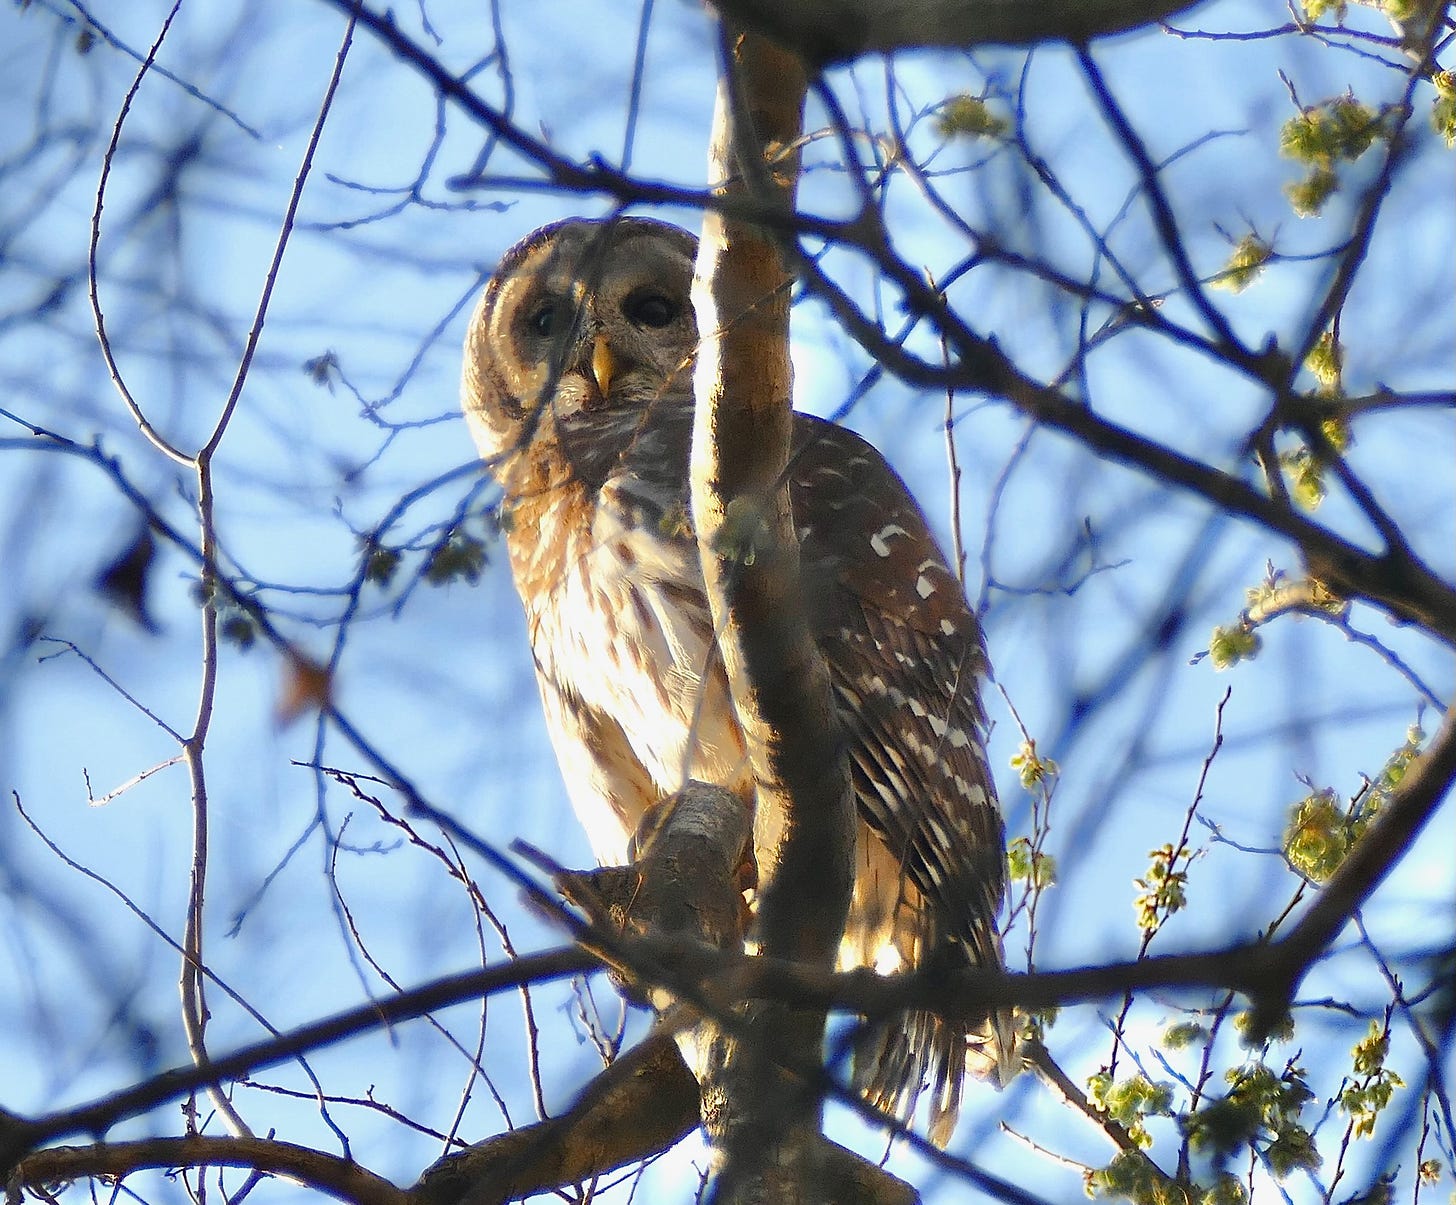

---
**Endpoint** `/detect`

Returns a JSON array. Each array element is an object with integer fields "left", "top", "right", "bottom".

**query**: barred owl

[{"left": 462, "top": 217, "right": 1016, "bottom": 1143}]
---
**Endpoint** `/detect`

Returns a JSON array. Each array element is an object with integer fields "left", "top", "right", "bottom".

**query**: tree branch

[
  {"left": 0, "top": 949, "right": 594, "bottom": 1178},
  {"left": 710, "top": 0, "right": 1209, "bottom": 64},
  {"left": 319, "top": 0, "right": 1456, "bottom": 647},
  {"left": 15, "top": 1137, "right": 407, "bottom": 1205},
  {"left": 414, "top": 1032, "right": 700, "bottom": 1205},
  {"left": 690, "top": 24, "right": 858, "bottom": 1201},
  {"left": 1248, "top": 705, "right": 1456, "bottom": 1034}
]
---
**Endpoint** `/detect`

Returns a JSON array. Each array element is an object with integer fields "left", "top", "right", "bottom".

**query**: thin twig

[
  {"left": 87, "top": 0, "right": 192, "bottom": 468},
  {"left": 174, "top": 1, "right": 362, "bottom": 1142}
]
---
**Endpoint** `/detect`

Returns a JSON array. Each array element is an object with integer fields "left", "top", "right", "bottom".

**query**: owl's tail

[{"left": 851, "top": 977, "right": 1018, "bottom": 1147}]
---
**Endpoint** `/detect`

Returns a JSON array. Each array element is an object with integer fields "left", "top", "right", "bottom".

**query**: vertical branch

[
  {"left": 690, "top": 21, "right": 856, "bottom": 1202},
  {"left": 181, "top": 6, "right": 359, "bottom": 1136},
  {"left": 693, "top": 13, "right": 845, "bottom": 1010},
  {"left": 88, "top": 0, "right": 361, "bottom": 1143},
  {"left": 85, "top": 0, "right": 248, "bottom": 1142}
]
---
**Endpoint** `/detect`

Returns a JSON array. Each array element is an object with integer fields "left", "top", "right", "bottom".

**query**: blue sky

[{"left": 1, "top": 1, "right": 1451, "bottom": 1201}]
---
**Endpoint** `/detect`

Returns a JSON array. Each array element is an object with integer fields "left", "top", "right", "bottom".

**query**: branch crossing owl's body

[{"left": 464, "top": 218, "right": 1015, "bottom": 1144}]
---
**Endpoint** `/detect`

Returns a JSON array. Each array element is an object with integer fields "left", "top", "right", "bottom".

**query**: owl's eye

[
  {"left": 624, "top": 292, "right": 678, "bottom": 329},
  {"left": 527, "top": 301, "right": 558, "bottom": 337}
]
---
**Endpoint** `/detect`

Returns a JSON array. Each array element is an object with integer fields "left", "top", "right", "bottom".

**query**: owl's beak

[{"left": 590, "top": 335, "right": 615, "bottom": 399}]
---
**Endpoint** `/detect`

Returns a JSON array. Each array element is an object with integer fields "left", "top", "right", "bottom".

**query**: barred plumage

[{"left": 463, "top": 217, "right": 1016, "bottom": 1143}]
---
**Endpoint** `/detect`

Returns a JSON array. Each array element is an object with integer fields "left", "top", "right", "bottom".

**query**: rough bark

[
  {"left": 419, "top": 784, "right": 751, "bottom": 1205},
  {"left": 414, "top": 1032, "right": 700, "bottom": 1205},
  {"left": 689, "top": 23, "right": 859, "bottom": 1205}
]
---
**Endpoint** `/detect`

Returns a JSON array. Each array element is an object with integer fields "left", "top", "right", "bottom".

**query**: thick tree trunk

[{"left": 689, "top": 23, "right": 860, "bottom": 1205}]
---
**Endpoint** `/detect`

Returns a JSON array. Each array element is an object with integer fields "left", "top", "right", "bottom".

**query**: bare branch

[
  {"left": 0, "top": 949, "right": 595, "bottom": 1178},
  {"left": 15, "top": 1137, "right": 407, "bottom": 1205},
  {"left": 87, "top": 0, "right": 192, "bottom": 469},
  {"left": 414, "top": 1032, "right": 700, "bottom": 1205},
  {"left": 710, "top": 0, "right": 1210, "bottom": 64}
]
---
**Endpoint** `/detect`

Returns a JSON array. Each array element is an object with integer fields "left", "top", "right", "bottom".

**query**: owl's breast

[{"left": 510, "top": 481, "right": 750, "bottom": 862}]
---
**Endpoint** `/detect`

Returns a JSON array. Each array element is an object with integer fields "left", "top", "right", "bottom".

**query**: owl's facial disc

[
  {"left": 518, "top": 278, "right": 691, "bottom": 416},
  {"left": 465, "top": 219, "right": 701, "bottom": 472}
]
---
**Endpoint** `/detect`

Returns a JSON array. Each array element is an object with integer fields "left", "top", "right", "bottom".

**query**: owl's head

[{"left": 463, "top": 217, "right": 700, "bottom": 488}]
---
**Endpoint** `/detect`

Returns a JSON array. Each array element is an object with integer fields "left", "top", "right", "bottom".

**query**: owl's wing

[{"left": 788, "top": 414, "right": 1005, "bottom": 969}]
